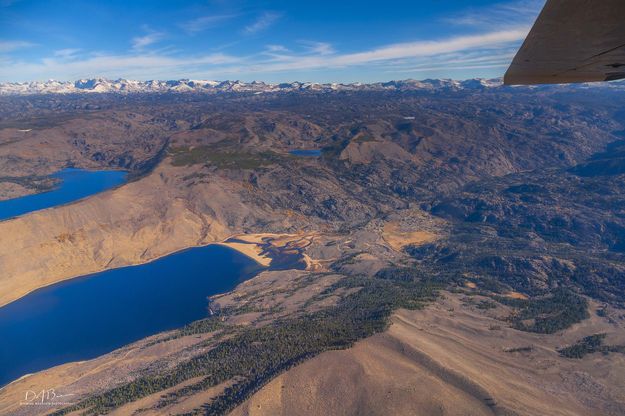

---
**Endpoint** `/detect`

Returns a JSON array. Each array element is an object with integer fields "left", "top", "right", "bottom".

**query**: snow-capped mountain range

[
  {"left": 0, "top": 77, "right": 621, "bottom": 95},
  {"left": 0, "top": 78, "right": 507, "bottom": 95}
]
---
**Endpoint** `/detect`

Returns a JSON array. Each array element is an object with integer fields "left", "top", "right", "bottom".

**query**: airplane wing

[{"left": 504, "top": 0, "right": 625, "bottom": 85}]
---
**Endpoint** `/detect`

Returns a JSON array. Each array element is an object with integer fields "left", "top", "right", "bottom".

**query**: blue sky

[{"left": 0, "top": 0, "right": 544, "bottom": 82}]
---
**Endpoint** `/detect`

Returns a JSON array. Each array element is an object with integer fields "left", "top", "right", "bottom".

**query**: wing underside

[{"left": 504, "top": 0, "right": 625, "bottom": 85}]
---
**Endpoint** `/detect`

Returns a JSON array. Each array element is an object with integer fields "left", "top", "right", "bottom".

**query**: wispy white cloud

[
  {"left": 131, "top": 29, "right": 165, "bottom": 50},
  {"left": 0, "top": 27, "right": 528, "bottom": 82},
  {"left": 247, "top": 29, "right": 527, "bottom": 72},
  {"left": 244, "top": 12, "right": 281, "bottom": 34},
  {"left": 53, "top": 48, "right": 81, "bottom": 58},
  {"left": 0, "top": 40, "right": 35, "bottom": 53},
  {"left": 445, "top": 0, "right": 543, "bottom": 28},
  {"left": 388, "top": 63, "right": 511, "bottom": 74},
  {"left": 1, "top": 52, "right": 241, "bottom": 81},
  {"left": 299, "top": 41, "right": 334, "bottom": 56},
  {"left": 265, "top": 44, "right": 289, "bottom": 53},
  {"left": 386, "top": 49, "right": 518, "bottom": 73},
  {"left": 181, "top": 14, "right": 238, "bottom": 34}
]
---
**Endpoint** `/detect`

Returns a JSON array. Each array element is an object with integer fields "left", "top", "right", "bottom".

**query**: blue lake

[
  {"left": 0, "top": 244, "right": 262, "bottom": 387},
  {"left": 0, "top": 167, "right": 265, "bottom": 387},
  {"left": 0, "top": 168, "right": 127, "bottom": 221},
  {"left": 289, "top": 149, "right": 322, "bottom": 157}
]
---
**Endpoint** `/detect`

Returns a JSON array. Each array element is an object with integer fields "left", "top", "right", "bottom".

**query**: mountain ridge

[
  {"left": 0, "top": 77, "right": 504, "bottom": 95},
  {"left": 4, "top": 77, "right": 625, "bottom": 96}
]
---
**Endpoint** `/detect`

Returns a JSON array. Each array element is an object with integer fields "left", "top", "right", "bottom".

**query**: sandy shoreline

[{"left": 216, "top": 241, "right": 272, "bottom": 267}]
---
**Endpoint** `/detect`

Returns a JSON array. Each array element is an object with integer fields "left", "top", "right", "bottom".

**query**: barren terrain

[
  {"left": 232, "top": 292, "right": 625, "bottom": 416},
  {"left": 0, "top": 85, "right": 624, "bottom": 415}
]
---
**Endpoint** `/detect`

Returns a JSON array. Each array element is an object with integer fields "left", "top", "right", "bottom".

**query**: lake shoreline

[
  {"left": 0, "top": 243, "right": 265, "bottom": 387},
  {"left": 0, "top": 168, "right": 128, "bottom": 222},
  {"left": 0, "top": 232, "right": 309, "bottom": 389},
  {"left": 0, "top": 232, "right": 305, "bottom": 309}
]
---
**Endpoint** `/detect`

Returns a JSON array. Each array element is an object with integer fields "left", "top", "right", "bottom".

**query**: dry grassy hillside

[{"left": 232, "top": 293, "right": 625, "bottom": 416}]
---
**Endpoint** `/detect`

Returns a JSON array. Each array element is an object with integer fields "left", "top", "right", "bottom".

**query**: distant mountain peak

[{"left": 0, "top": 77, "right": 620, "bottom": 95}]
